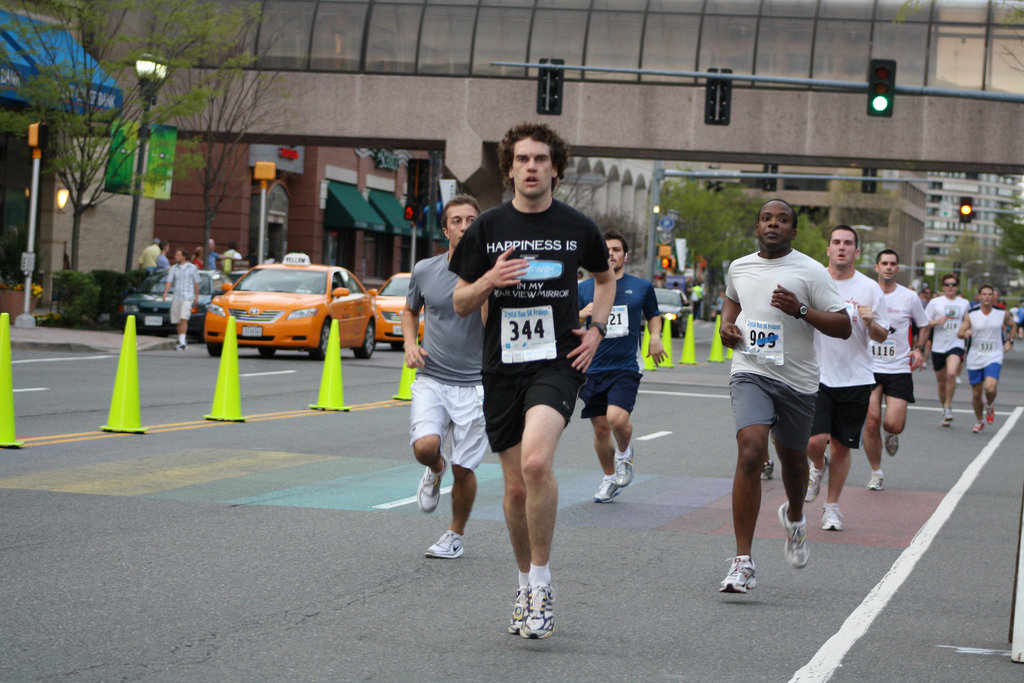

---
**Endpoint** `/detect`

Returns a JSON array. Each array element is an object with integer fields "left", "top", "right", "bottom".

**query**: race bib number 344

[{"left": 502, "top": 306, "right": 557, "bottom": 363}]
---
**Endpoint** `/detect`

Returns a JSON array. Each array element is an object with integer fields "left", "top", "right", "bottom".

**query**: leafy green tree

[
  {"left": 996, "top": 201, "right": 1024, "bottom": 272},
  {"left": 0, "top": 0, "right": 258, "bottom": 269}
]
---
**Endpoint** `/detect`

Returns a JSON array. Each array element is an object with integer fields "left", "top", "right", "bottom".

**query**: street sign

[{"left": 658, "top": 216, "right": 676, "bottom": 231}]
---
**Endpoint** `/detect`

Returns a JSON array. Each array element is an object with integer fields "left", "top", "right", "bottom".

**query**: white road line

[
  {"left": 636, "top": 431, "right": 673, "bottom": 441},
  {"left": 790, "top": 405, "right": 1023, "bottom": 683},
  {"left": 12, "top": 355, "right": 114, "bottom": 364},
  {"left": 374, "top": 486, "right": 453, "bottom": 510},
  {"left": 240, "top": 370, "right": 298, "bottom": 377},
  {"left": 13, "top": 387, "right": 48, "bottom": 393},
  {"left": 638, "top": 389, "right": 729, "bottom": 400}
]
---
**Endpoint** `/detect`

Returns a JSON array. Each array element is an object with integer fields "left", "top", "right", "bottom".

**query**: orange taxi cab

[
  {"left": 203, "top": 253, "right": 377, "bottom": 359},
  {"left": 374, "top": 272, "right": 424, "bottom": 350}
]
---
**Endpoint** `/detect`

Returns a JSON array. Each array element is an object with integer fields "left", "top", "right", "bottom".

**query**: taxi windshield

[
  {"left": 379, "top": 276, "right": 409, "bottom": 297},
  {"left": 235, "top": 268, "right": 326, "bottom": 295}
]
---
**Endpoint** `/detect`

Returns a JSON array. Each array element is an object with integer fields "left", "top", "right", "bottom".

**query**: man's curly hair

[{"left": 496, "top": 122, "right": 570, "bottom": 193}]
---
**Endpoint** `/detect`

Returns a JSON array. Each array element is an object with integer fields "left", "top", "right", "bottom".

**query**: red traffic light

[{"left": 404, "top": 205, "right": 415, "bottom": 221}]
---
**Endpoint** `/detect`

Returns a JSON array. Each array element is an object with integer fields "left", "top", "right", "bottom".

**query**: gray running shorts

[{"left": 729, "top": 372, "right": 817, "bottom": 451}]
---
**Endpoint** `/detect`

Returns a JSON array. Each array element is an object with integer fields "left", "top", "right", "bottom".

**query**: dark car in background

[
  {"left": 119, "top": 269, "right": 230, "bottom": 340},
  {"left": 654, "top": 287, "right": 691, "bottom": 337}
]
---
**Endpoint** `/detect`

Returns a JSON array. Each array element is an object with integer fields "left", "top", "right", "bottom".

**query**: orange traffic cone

[
  {"left": 310, "top": 319, "right": 350, "bottom": 411},
  {"left": 205, "top": 316, "right": 246, "bottom": 421},
  {"left": 101, "top": 315, "right": 147, "bottom": 433}
]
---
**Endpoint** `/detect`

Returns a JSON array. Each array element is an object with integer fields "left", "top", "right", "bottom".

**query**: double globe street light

[{"left": 124, "top": 54, "right": 167, "bottom": 273}]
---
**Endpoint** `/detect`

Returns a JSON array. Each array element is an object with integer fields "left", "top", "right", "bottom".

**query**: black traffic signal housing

[
  {"left": 761, "top": 164, "right": 778, "bottom": 192},
  {"left": 28, "top": 121, "right": 48, "bottom": 149},
  {"left": 704, "top": 68, "right": 732, "bottom": 125},
  {"left": 404, "top": 158, "right": 430, "bottom": 223},
  {"left": 958, "top": 197, "right": 974, "bottom": 223},
  {"left": 867, "top": 59, "right": 896, "bottom": 117},
  {"left": 861, "top": 168, "right": 877, "bottom": 194},
  {"left": 536, "top": 58, "right": 565, "bottom": 115}
]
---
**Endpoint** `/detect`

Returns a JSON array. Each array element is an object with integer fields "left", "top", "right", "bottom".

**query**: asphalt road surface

[{"left": 2, "top": 328, "right": 1024, "bottom": 681}]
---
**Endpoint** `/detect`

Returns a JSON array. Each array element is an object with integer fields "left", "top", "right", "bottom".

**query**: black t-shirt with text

[{"left": 450, "top": 200, "right": 609, "bottom": 374}]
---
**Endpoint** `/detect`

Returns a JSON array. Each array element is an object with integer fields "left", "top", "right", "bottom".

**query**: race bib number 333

[{"left": 502, "top": 306, "right": 557, "bottom": 363}]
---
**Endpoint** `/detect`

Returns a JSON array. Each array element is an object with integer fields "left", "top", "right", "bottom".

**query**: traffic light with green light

[
  {"left": 958, "top": 197, "right": 974, "bottom": 224},
  {"left": 867, "top": 59, "right": 896, "bottom": 117}
]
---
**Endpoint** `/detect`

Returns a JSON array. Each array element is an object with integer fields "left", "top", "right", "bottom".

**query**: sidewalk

[{"left": 7, "top": 324, "right": 175, "bottom": 353}]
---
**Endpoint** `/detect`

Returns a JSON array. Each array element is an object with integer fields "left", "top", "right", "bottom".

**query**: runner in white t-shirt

[
  {"left": 924, "top": 273, "right": 972, "bottom": 425},
  {"left": 718, "top": 200, "right": 849, "bottom": 594},
  {"left": 958, "top": 283, "right": 1017, "bottom": 433},
  {"left": 861, "top": 249, "right": 929, "bottom": 491},
  {"left": 805, "top": 226, "right": 888, "bottom": 532}
]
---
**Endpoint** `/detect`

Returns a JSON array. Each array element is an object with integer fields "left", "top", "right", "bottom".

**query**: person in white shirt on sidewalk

[{"left": 161, "top": 248, "right": 200, "bottom": 350}]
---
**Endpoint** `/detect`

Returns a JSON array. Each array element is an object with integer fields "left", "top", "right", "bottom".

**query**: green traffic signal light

[{"left": 867, "top": 59, "right": 896, "bottom": 117}]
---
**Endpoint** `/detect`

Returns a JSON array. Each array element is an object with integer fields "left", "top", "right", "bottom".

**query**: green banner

[
  {"left": 103, "top": 120, "right": 136, "bottom": 194},
  {"left": 143, "top": 124, "right": 177, "bottom": 200}
]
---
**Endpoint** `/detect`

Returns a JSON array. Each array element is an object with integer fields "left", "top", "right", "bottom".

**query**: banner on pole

[
  {"left": 143, "top": 125, "right": 177, "bottom": 200},
  {"left": 103, "top": 121, "right": 136, "bottom": 194}
]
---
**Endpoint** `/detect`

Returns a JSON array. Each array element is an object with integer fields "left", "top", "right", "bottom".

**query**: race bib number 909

[{"left": 743, "top": 319, "right": 784, "bottom": 366}]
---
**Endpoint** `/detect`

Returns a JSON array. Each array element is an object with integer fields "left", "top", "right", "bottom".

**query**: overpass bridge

[{"left": 208, "top": 70, "right": 1022, "bottom": 202}]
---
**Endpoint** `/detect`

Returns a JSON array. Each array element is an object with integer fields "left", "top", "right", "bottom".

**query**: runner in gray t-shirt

[{"left": 401, "top": 195, "right": 488, "bottom": 560}]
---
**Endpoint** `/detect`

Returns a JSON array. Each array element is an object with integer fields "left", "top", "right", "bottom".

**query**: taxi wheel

[
  {"left": 206, "top": 342, "right": 223, "bottom": 357},
  {"left": 353, "top": 320, "right": 375, "bottom": 359},
  {"left": 309, "top": 319, "right": 331, "bottom": 360}
]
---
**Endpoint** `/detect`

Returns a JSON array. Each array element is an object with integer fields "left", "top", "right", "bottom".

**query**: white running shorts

[
  {"left": 169, "top": 298, "right": 194, "bottom": 323},
  {"left": 409, "top": 376, "right": 488, "bottom": 471}
]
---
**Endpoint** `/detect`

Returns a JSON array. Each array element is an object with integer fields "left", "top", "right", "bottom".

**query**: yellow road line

[
  {"left": 0, "top": 450, "right": 335, "bottom": 496},
  {"left": 17, "top": 399, "right": 407, "bottom": 447}
]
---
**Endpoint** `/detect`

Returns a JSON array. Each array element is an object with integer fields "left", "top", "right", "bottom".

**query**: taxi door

[{"left": 329, "top": 268, "right": 367, "bottom": 344}]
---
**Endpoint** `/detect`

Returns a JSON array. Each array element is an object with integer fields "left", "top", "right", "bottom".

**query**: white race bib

[
  {"left": 501, "top": 306, "right": 557, "bottom": 363},
  {"left": 871, "top": 340, "right": 896, "bottom": 358},
  {"left": 743, "top": 318, "right": 784, "bottom": 366},
  {"left": 606, "top": 304, "right": 628, "bottom": 339}
]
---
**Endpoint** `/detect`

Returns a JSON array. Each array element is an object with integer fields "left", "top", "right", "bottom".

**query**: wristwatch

[
  {"left": 591, "top": 322, "right": 608, "bottom": 337},
  {"left": 795, "top": 304, "right": 808, "bottom": 319}
]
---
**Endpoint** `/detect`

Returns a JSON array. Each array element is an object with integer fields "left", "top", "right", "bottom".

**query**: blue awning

[{"left": 0, "top": 9, "right": 123, "bottom": 111}]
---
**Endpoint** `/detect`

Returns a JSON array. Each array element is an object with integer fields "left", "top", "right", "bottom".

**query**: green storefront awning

[
  {"left": 325, "top": 182, "right": 386, "bottom": 233},
  {"left": 368, "top": 188, "right": 431, "bottom": 239}
]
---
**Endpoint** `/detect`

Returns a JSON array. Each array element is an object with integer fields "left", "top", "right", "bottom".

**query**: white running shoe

[
  {"left": 942, "top": 407, "right": 953, "bottom": 426},
  {"left": 805, "top": 454, "right": 828, "bottom": 503},
  {"left": 417, "top": 457, "right": 447, "bottom": 513},
  {"left": 884, "top": 431, "right": 899, "bottom": 456},
  {"left": 424, "top": 530, "right": 463, "bottom": 559},
  {"left": 614, "top": 446, "right": 634, "bottom": 487},
  {"left": 866, "top": 471, "right": 884, "bottom": 491},
  {"left": 508, "top": 586, "right": 530, "bottom": 635},
  {"left": 761, "top": 460, "right": 775, "bottom": 480},
  {"left": 594, "top": 478, "right": 621, "bottom": 503},
  {"left": 821, "top": 503, "right": 844, "bottom": 531},
  {"left": 719, "top": 556, "right": 756, "bottom": 593},
  {"left": 520, "top": 584, "right": 554, "bottom": 639},
  {"left": 778, "top": 502, "right": 809, "bottom": 568}
]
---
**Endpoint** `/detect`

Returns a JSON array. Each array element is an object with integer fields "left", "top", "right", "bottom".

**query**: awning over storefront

[
  {"left": 367, "top": 188, "right": 430, "bottom": 240},
  {"left": 0, "top": 9, "right": 123, "bottom": 110},
  {"left": 325, "top": 181, "right": 386, "bottom": 233}
]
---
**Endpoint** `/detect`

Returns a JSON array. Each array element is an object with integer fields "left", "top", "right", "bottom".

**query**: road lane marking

[
  {"left": 13, "top": 387, "right": 47, "bottom": 393},
  {"left": 636, "top": 431, "right": 672, "bottom": 441},
  {"left": 241, "top": 370, "right": 298, "bottom": 377},
  {"left": 790, "top": 405, "right": 1023, "bottom": 683},
  {"left": 0, "top": 450, "right": 334, "bottom": 496},
  {"left": 12, "top": 355, "right": 114, "bottom": 364},
  {"left": 374, "top": 486, "right": 454, "bottom": 509},
  {"left": 639, "top": 389, "right": 729, "bottom": 400}
]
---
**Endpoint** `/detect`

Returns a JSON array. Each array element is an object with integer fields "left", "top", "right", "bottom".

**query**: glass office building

[{"left": 248, "top": 0, "right": 1022, "bottom": 93}]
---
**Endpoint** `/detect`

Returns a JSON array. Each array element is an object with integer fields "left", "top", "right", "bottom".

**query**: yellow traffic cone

[
  {"left": 726, "top": 345, "right": 733, "bottom": 359},
  {"left": 680, "top": 313, "right": 697, "bottom": 365},
  {"left": 658, "top": 316, "right": 675, "bottom": 368},
  {"left": 0, "top": 313, "right": 23, "bottom": 447},
  {"left": 708, "top": 314, "right": 725, "bottom": 362},
  {"left": 205, "top": 315, "right": 246, "bottom": 421},
  {"left": 101, "top": 315, "right": 147, "bottom": 433},
  {"left": 393, "top": 360, "right": 416, "bottom": 400},
  {"left": 642, "top": 322, "right": 656, "bottom": 371},
  {"left": 310, "top": 319, "right": 349, "bottom": 411}
]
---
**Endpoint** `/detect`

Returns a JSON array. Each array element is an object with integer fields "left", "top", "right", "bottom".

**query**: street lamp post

[{"left": 124, "top": 55, "right": 166, "bottom": 273}]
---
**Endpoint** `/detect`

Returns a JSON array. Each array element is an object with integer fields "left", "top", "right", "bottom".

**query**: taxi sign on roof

[{"left": 281, "top": 252, "right": 311, "bottom": 265}]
